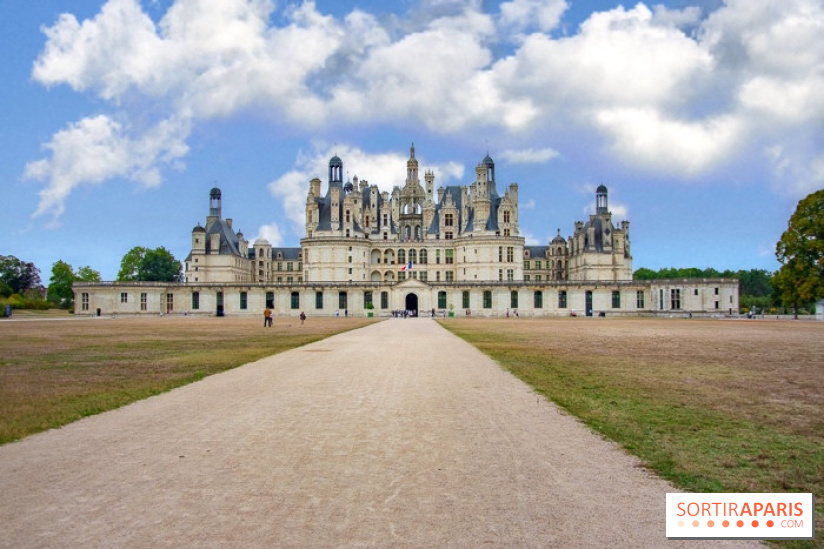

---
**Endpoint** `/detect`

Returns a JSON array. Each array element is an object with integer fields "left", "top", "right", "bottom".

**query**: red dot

[
  {"left": 722, "top": 520, "right": 730, "bottom": 527},
  {"left": 752, "top": 520, "right": 759, "bottom": 527},
  {"left": 707, "top": 520, "right": 715, "bottom": 527},
  {"left": 767, "top": 520, "right": 774, "bottom": 528},
  {"left": 737, "top": 520, "right": 744, "bottom": 527},
  {"left": 693, "top": 520, "right": 699, "bottom": 527}
]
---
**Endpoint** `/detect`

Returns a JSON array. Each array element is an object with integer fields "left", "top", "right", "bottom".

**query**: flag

[{"left": 400, "top": 261, "right": 412, "bottom": 271}]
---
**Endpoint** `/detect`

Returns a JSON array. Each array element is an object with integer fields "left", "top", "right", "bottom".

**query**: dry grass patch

[
  {"left": 0, "top": 315, "right": 375, "bottom": 444},
  {"left": 441, "top": 317, "right": 824, "bottom": 548}
]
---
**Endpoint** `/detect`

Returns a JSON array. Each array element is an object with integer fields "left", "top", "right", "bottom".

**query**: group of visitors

[{"left": 392, "top": 309, "right": 416, "bottom": 318}]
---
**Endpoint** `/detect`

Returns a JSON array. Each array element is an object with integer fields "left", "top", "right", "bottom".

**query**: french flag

[{"left": 400, "top": 261, "right": 412, "bottom": 271}]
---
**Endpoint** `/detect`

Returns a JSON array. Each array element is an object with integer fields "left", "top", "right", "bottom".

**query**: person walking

[
  {"left": 263, "top": 307, "right": 273, "bottom": 327},
  {"left": 300, "top": 311, "right": 306, "bottom": 325}
]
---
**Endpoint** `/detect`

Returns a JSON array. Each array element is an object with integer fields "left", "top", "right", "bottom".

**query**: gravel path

[{"left": 0, "top": 319, "right": 758, "bottom": 547}]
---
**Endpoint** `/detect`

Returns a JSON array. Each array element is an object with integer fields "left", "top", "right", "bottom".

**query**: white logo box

[{"left": 666, "top": 493, "right": 814, "bottom": 540}]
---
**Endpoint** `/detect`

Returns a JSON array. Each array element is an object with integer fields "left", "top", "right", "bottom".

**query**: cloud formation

[{"left": 27, "top": 0, "right": 824, "bottom": 224}]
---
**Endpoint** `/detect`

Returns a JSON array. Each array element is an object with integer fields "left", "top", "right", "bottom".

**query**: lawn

[
  {"left": 440, "top": 317, "right": 824, "bottom": 548},
  {"left": 0, "top": 315, "right": 375, "bottom": 445}
]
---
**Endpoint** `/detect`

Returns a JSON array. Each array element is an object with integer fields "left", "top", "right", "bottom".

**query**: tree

[
  {"left": 117, "top": 247, "right": 148, "bottom": 281},
  {"left": 775, "top": 189, "right": 824, "bottom": 313},
  {"left": 47, "top": 260, "right": 76, "bottom": 307},
  {"left": 0, "top": 255, "right": 42, "bottom": 294},
  {"left": 141, "top": 247, "right": 183, "bottom": 282},
  {"left": 117, "top": 246, "right": 182, "bottom": 282},
  {"left": 75, "top": 266, "right": 101, "bottom": 282}
]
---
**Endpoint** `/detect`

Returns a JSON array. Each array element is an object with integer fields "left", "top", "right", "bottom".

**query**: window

[
  {"left": 535, "top": 275, "right": 541, "bottom": 282},
  {"left": 436, "top": 249, "right": 441, "bottom": 264},
  {"left": 503, "top": 210, "right": 510, "bottom": 223},
  {"left": 339, "top": 292, "right": 348, "bottom": 310},
  {"left": 636, "top": 290, "right": 645, "bottom": 308},
  {"left": 462, "top": 290, "right": 470, "bottom": 309},
  {"left": 266, "top": 292, "right": 274, "bottom": 308},
  {"left": 381, "top": 291, "right": 388, "bottom": 309},
  {"left": 345, "top": 210, "right": 351, "bottom": 223},
  {"left": 715, "top": 300, "right": 720, "bottom": 309},
  {"left": 192, "top": 292, "right": 200, "bottom": 310},
  {"left": 409, "top": 249, "right": 417, "bottom": 264},
  {"left": 612, "top": 290, "right": 621, "bottom": 309},
  {"left": 558, "top": 291, "right": 567, "bottom": 308},
  {"left": 507, "top": 247, "right": 514, "bottom": 262},
  {"left": 524, "top": 275, "right": 531, "bottom": 281},
  {"left": 445, "top": 271, "right": 454, "bottom": 282},
  {"left": 506, "top": 269, "right": 514, "bottom": 281},
  {"left": 120, "top": 292, "right": 128, "bottom": 303},
  {"left": 287, "top": 262, "right": 293, "bottom": 271},
  {"left": 420, "top": 272, "right": 428, "bottom": 281},
  {"left": 291, "top": 291, "right": 300, "bottom": 310},
  {"left": 694, "top": 288, "right": 699, "bottom": 296},
  {"left": 511, "top": 290, "right": 518, "bottom": 308},
  {"left": 445, "top": 232, "right": 453, "bottom": 240},
  {"left": 671, "top": 289, "right": 681, "bottom": 310},
  {"left": 420, "top": 249, "right": 428, "bottom": 264},
  {"left": 435, "top": 271, "right": 440, "bottom": 282},
  {"left": 398, "top": 249, "right": 406, "bottom": 265},
  {"left": 503, "top": 229, "right": 510, "bottom": 237},
  {"left": 438, "top": 291, "right": 447, "bottom": 309},
  {"left": 277, "top": 262, "right": 283, "bottom": 271},
  {"left": 483, "top": 290, "right": 492, "bottom": 309},
  {"left": 240, "top": 292, "right": 248, "bottom": 310},
  {"left": 534, "top": 291, "right": 543, "bottom": 308},
  {"left": 399, "top": 272, "right": 406, "bottom": 281},
  {"left": 316, "top": 291, "right": 323, "bottom": 309},
  {"left": 81, "top": 292, "right": 89, "bottom": 311},
  {"left": 524, "top": 260, "right": 530, "bottom": 270},
  {"left": 714, "top": 287, "right": 719, "bottom": 295},
  {"left": 498, "top": 247, "right": 503, "bottom": 262},
  {"left": 140, "top": 293, "right": 147, "bottom": 311},
  {"left": 445, "top": 213, "right": 454, "bottom": 226},
  {"left": 535, "top": 261, "right": 541, "bottom": 270},
  {"left": 364, "top": 291, "right": 373, "bottom": 308},
  {"left": 445, "top": 249, "right": 453, "bottom": 264},
  {"left": 498, "top": 269, "right": 503, "bottom": 281},
  {"left": 166, "top": 293, "right": 174, "bottom": 313}
]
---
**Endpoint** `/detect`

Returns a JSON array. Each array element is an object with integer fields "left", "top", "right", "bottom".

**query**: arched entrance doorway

[{"left": 405, "top": 293, "right": 418, "bottom": 316}]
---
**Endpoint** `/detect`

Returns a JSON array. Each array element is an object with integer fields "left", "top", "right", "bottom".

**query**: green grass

[{"left": 441, "top": 318, "right": 823, "bottom": 548}]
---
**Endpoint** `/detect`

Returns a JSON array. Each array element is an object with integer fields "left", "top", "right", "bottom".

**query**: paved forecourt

[{"left": 0, "top": 319, "right": 758, "bottom": 547}]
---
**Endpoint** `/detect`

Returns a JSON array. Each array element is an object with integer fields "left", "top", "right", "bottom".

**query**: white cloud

[
  {"left": 24, "top": 0, "right": 824, "bottom": 224},
  {"left": 499, "top": 0, "right": 568, "bottom": 34},
  {"left": 499, "top": 147, "right": 560, "bottom": 164},
  {"left": 522, "top": 198, "right": 536, "bottom": 210},
  {"left": 23, "top": 114, "right": 189, "bottom": 226},
  {"left": 593, "top": 108, "right": 742, "bottom": 174},
  {"left": 520, "top": 229, "right": 540, "bottom": 246},
  {"left": 764, "top": 144, "right": 824, "bottom": 198},
  {"left": 254, "top": 222, "right": 285, "bottom": 247}
]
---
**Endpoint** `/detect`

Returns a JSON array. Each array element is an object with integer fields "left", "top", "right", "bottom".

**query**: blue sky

[{"left": 2, "top": 0, "right": 822, "bottom": 280}]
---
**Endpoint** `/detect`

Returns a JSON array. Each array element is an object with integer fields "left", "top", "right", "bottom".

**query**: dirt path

[{"left": 0, "top": 319, "right": 757, "bottom": 547}]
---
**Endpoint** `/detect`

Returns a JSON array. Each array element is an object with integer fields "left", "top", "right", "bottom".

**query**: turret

[
  {"left": 207, "top": 187, "right": 222, "bottom": 226},
  {"left": 596, "top": 184, "right": 608, "bottom": 215}
]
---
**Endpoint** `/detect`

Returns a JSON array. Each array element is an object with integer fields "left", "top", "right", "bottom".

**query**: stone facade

[{"left": 74, "top": 145, "right": 738, "bottom": 316}]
